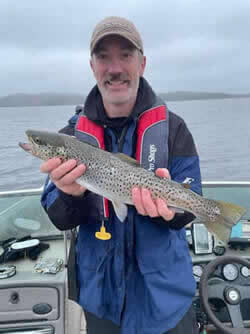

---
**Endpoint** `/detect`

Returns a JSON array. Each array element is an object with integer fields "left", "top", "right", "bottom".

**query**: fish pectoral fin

[{"left": 112, "top": 201, "right": 128, "bottom": 222}]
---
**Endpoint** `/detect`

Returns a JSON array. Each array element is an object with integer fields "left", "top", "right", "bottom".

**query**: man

[{"left": 41, "top": 16, "right": 201, "bottom": 334}]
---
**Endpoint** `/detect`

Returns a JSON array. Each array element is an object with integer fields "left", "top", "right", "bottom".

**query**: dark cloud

[{"left": 0, "top": 0, "right": 249, "bottom": 96}]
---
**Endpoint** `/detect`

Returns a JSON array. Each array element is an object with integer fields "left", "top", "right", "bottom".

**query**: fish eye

[{"left": 33, "top": 137, "right": 42, "bottom": 145}]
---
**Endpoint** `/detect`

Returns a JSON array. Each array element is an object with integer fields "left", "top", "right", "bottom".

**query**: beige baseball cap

[{"left": 90, "top": 16, "right": 144, "bottom": 55}]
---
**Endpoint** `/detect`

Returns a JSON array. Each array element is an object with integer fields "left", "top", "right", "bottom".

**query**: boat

[{"left": 0, "top": 181, "right": 250, "bottom": 334}]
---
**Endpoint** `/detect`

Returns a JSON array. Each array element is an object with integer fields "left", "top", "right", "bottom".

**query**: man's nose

[{"left": 107, "top": 57, "right": 123, "bottom": 73}]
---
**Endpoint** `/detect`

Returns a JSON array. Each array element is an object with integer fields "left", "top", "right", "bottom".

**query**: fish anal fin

[{"left": 112, "top": 200, "right": 128, "bottom": 222}]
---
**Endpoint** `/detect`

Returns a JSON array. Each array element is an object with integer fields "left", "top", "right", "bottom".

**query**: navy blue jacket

[{"left": 41, "top": 78, "right": 202, "bottom": 334}]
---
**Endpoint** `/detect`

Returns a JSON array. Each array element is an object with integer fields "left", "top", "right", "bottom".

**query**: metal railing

[
  {"left": 0, "top": 187, "right": 44, "bottom": 198},
  {"left": 203, "top": 181, "right": 250, "bottom": 187}
]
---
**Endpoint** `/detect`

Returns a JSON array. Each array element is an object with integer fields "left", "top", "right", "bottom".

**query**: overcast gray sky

[{"left": 1, "top": 0, "right": 250, "bottom": 97}]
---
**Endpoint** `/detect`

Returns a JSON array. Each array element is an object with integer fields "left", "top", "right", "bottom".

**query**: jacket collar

[{"left": 84, "top": 77, "right": 157, "bottom": 128}]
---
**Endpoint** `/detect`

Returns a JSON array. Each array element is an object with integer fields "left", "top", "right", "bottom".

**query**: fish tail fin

[{"left": 202, "top": 200, "right": 247, "bottom": 243}]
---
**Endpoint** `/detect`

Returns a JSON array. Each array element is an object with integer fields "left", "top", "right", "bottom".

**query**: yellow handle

[{"left": 95, "top": 226, "right": 111, "bottom": 240}]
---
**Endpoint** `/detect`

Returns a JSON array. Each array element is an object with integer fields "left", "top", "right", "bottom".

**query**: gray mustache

[{"left": 105, "top": 74, "right": 129, "bottom": 82}]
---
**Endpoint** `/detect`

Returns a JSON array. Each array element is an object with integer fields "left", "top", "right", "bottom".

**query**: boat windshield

[{"left": 0, "top": 188, "right": 62, "bottom": 243}]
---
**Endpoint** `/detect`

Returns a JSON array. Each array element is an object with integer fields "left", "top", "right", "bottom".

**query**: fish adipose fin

[
  {"left": 112, "top": 201, "right": 128, "bottom": 222},
  {"left": 200, "top": 200, "right": 247, "bottom": 243}
]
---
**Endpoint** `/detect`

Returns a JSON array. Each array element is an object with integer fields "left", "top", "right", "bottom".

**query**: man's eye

[
  {"left": 97, "top": 54, "right": 107, "bottom": 60},
  {"left": 122, "top": 53, "right": 131, "bottom": 58}
]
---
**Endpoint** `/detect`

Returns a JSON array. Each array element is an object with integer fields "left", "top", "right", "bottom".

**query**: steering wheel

[{"left": 199, "top": 255, "right": 250, "bottom": 334}]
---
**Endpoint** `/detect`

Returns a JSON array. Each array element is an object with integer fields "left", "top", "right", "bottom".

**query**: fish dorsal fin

[{"left": 115, "top": 153, "right": 141, "bottom": 167}]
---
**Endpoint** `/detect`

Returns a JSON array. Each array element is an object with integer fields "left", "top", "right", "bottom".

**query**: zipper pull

[{"left": 95, "top": 220, "right": 111, "bottom": 240}]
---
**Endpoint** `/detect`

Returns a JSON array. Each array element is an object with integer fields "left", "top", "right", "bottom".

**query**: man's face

[{"left": 90, "top": 35, "right": 146, "bottom": 109}]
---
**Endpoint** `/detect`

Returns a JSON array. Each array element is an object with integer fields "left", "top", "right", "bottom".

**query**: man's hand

[
  {"left": 132, "top": 168, "right": 176, "bottom": 221},
  {"left": 40, "top": 158, "right": 87, "bottom": 196}
]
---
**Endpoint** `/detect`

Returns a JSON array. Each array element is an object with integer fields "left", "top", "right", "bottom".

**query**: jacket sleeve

[
  {"left": 162, "top": 111, "right": 202, "bottom": 229},
  {"left": 41, "top": 177, "right": 93, "bottom": 230}
]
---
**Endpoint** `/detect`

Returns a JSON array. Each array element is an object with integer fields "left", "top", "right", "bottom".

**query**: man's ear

[
  {"left": 90, "top": 57, "right": 97, "bottom": 78},
  {"left": 140, "top": 56, "right": 146, "bottom": 77},
  {"left": 90, "top": 58, "right": 94, "bottom": 71}
]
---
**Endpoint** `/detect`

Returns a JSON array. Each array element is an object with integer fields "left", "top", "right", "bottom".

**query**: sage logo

[{"left": 148, "top": 144, "right": 157, "bottom": 171}]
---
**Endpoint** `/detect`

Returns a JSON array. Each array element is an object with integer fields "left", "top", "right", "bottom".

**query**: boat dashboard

[{"left": 189, "top": 182, "right": 250, "bottom": 332}]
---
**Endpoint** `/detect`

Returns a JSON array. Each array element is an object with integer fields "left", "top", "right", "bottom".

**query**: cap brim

[{"left": 91, "top": 32, "right": 142, "bottom": 54}]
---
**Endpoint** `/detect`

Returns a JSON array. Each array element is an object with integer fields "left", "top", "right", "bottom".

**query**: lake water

[{"left": 0, "top": 97, "right": 249, "bottom": 191}]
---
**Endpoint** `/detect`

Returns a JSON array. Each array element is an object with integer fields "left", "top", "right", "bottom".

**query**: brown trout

[{"left": 19, "top": 129, "right": 247, "bottom": 243}]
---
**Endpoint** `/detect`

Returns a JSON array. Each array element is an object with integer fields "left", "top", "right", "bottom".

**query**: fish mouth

[{"left": 19, "top": 142, "right": 33, "bottom": 153}]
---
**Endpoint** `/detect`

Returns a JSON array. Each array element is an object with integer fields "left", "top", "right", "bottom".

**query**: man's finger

[
  {"left": 57, "top": 164, "right": 86, "bottom": 186},
  {"left": 141, "top": 188, "right": 158, "bottom": 217},
  {"left": 40, "top": 157, "right": 62, "bottom": 173},
  {"left": 155, "top": 168, "right": 171, "bottom": 179},
  {"left": 50, "top": 159, "right": 78, "bottom": 181},
  {"left": 156, "top": 198, "right": 176, "bottom": 221},
  {"left": 132, "top": 187, "right": 147, "bottom": 216}
]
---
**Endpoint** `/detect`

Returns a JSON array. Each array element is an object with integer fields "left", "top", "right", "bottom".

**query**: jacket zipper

[{"left": 117, "top": 123, "right": 130, "bottom": 152}]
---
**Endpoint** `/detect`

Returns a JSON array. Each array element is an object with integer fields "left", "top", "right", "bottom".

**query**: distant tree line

[
  {"left": 0, "top": 93, "right": 85, "bottom": 108},
  {"left": 158, "top": 91, "right": 250, "bottom": 101},
  {"left": 0, "top": 91, "right": 249, "bottom": 108}
]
